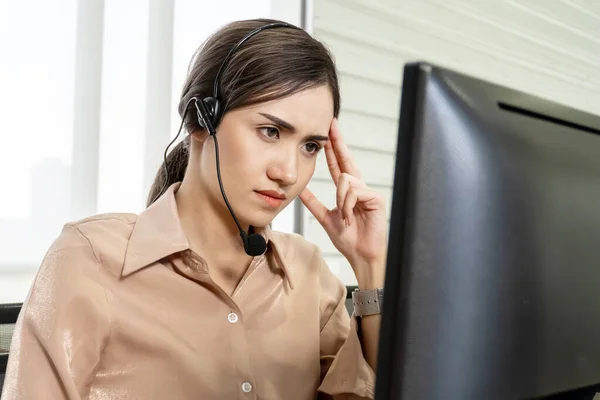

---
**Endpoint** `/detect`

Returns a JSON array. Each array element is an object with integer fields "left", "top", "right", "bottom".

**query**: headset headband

[{"left": 212, "top": 22, "right": 297, "bottom": 101}]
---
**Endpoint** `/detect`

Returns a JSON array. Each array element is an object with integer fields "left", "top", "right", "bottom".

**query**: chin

[{"left": 243, "top": 209, "right": 278, "bottom": 229}]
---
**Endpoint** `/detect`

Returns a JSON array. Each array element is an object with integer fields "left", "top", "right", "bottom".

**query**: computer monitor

[{"left": 376, "top": 62, "right": 600, "bottom": 400}]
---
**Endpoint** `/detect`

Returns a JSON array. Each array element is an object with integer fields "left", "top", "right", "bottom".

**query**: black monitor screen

[{"left": 376, "top": 63, "right": 600, "bottom": 400}]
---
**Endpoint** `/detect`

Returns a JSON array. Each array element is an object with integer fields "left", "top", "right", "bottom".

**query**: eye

[
  {"left": 303, "top": 141, "right": 322, "bottom": 155},
  {"left": 259, "top": 126, "right": 280, "bottom": 140}
]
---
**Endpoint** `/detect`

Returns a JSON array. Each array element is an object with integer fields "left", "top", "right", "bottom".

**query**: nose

[{"left": 267, "top": 146, "right": 298, "bottom": 187}]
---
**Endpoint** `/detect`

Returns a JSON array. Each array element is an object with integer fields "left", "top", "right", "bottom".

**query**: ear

[{"left": 189, "top": 129, "right": 209, "bottom": 144}]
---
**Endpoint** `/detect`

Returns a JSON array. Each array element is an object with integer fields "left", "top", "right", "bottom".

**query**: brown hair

[{"left": 146, "top": 18, "right": 340, "bottom": 206}]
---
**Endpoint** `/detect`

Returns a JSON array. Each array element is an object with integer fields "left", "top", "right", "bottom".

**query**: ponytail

[{"left": 146, "top": 137, "right": 190, "bottom": 207}]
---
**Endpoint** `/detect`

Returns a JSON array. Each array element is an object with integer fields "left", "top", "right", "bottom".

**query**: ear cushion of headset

[{"left": 203, "top": 97, "right": 221, "bottom": 127}]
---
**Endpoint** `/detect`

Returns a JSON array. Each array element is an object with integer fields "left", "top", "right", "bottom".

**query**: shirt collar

[{"left": 121, "top": 182, "right": 294, "bottom": 289}]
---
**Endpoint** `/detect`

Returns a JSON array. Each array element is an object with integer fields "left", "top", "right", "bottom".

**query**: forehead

[{"left": 242, "top": 85, "right": 334, "bottom": 134}]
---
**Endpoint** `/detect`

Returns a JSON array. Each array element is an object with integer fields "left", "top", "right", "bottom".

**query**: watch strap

[{"left": 351, "top": 287, "right": 384, "bottom": 317}]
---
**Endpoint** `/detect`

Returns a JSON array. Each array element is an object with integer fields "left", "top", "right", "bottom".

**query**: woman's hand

[{"left": 299, "top": 118, "right": 388, "bottom": 289}]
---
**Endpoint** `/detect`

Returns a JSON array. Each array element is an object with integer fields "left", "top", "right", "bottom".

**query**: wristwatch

[{"left": 351, "top": 287, "right": 384, "bottom": 317}]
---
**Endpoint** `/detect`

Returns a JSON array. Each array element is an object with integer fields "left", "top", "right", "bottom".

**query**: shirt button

[
  {"left": 228, "top": 312, "right": 238, "bottom": 324},
  {"left": 241, "top": 381, "right": 253, "bottom": 393}
]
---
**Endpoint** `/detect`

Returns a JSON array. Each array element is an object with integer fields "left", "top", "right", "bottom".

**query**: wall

[{"left": 306, "top": 0, "right": 600, "bottom": 285}]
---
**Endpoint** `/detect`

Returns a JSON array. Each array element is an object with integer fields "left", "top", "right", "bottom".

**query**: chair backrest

[
  {"left": 1, "top": 303, "right": 22, "bottom": 395},
  {"left": 345, "top": 286, "right": 357, "bottom": 316}
]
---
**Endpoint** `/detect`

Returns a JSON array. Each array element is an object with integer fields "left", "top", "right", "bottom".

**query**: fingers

[
  {"left": 302, "top": 181, "right": 383, "bottom": 229},
  {"left": 330, "top": 118, "right": 362, "bottom": 180},
  {"left": 324, "top": 118, "right": 362, "bottom": 185},
  {"left": 336, "top": 172, "right": 366, "bottom": 213},
  {"left": 342, "top": 187, "right": 382, "bottom": 226},
  {"left": 299, "top": 187, "right": 329, "bottom": 225},
  {"left": 324, "top": 138, "right": 341, "bottom": 185}
]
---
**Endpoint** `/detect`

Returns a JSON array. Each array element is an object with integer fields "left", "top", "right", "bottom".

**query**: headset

[{"left": 158, "top": 21, "right": 300, "bottom": 256}]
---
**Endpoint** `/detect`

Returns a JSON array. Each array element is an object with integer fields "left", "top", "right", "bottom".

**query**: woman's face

[{"left": 192, "top": 85, "right": 334, "bottom": 228}]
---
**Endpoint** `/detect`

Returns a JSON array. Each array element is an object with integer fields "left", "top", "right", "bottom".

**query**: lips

[{"left": 255, "top": 190, "right": 286, "bottom": 200}]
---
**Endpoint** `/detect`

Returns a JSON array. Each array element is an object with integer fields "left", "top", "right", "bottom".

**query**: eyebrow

[{"left": 258, "top": 112, "right": 329, "bottom": 142}]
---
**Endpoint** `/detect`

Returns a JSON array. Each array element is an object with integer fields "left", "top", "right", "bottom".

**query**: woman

[{"left": 2, "top": 18, "right": 388, "bottom": 399}]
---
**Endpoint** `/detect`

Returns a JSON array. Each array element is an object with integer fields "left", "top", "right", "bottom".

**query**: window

[
  {"left": 0, "top": 1, "right": 78, "bottom": 302},
  {"left": 0, "top": 0, "right": 300, "bottom": 303}
]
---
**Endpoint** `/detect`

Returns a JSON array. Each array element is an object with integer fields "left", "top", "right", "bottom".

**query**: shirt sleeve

[
  {"left": 1, "top": 224, "right": 111, "bottom": 400},
  {"left": 316, "top": 250, "right": 376, "bottom": 400}
]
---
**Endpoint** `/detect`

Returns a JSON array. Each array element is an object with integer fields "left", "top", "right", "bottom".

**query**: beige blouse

[{"left": 2, "top": 183, "right": 375, "bottom": 399}]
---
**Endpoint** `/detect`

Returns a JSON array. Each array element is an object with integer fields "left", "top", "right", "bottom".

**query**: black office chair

[
  {"left": 345, "top": 285, "right": 357, "bottom": 316},
  {"left": 0, "top": 303, "right": 21, "bottom": 395}
]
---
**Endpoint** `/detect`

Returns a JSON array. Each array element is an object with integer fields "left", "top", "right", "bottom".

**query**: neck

[{"left": 175, "top": 177, "right": 253, "bottom": 273}]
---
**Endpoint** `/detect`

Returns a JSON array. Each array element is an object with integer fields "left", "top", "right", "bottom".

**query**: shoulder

[
  {"left": 17, "top": 216, "right": 118, "bottom": 345},
  {"left": 66, "top": 212, "right": 138, "bottom": 238},
  {"left": 48, "top": 212, "right": 139, "bottom": 277},
  {"left": 269, "top": 229, "right": 324, "bottom": 269},
  {"left": 269, "top": 230, "right": 344, "bottom": 291},
  {"left": 269, "top": 230, "right": 321, "bottom": 256}
]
